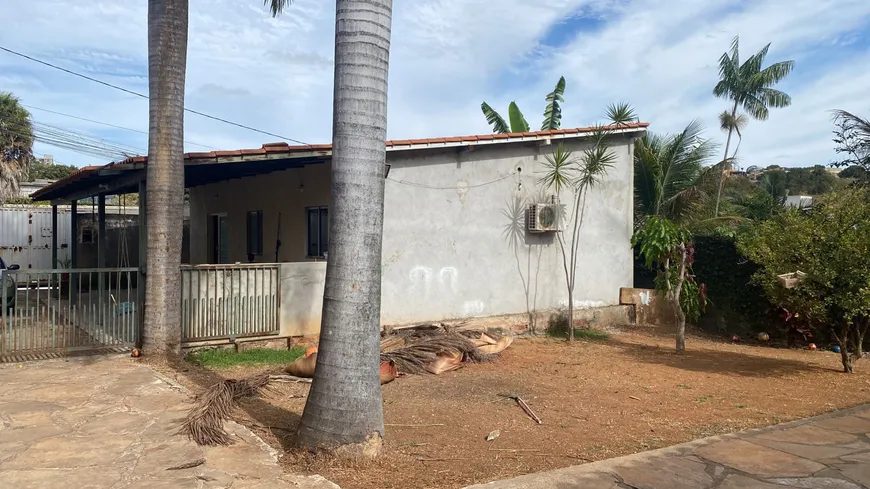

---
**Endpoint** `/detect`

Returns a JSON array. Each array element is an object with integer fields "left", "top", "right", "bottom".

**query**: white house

[{"left": 32, "top": 123, "right": 647, "bottom": 340}]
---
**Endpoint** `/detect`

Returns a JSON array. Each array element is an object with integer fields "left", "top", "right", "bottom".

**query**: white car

[{"left": 0, "top": 256, "right": 19, "bottom": 313}]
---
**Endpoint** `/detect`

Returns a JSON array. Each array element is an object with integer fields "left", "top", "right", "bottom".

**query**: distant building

[
  {"left": 785, "top": 195, "right": 813, "bottom": 209},
  {"left": 17, "top": 179, "right": 56, "bottom": 198}
]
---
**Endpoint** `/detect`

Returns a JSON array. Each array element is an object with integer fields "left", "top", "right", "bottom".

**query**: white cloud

[{"left": 0, "top": 0, "right": 867, "bottom": 168}]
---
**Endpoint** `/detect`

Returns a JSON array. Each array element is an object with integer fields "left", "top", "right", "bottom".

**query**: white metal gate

[{"left": 0, "top": 206, "right": 73, "bottom": 280}]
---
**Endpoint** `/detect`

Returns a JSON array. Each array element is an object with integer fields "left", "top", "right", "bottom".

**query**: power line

[
  {"left": 386, "top": 172, "right": 517, "bottom": 190},
  {"left": 0, "top": 45, "right": 308, "bottom": 145},
  {"left": 0, "top": 116, "right": 145, "bottom": 161},
  {"left": 23, "top": 104, "right": 217, "bottom": 150}
]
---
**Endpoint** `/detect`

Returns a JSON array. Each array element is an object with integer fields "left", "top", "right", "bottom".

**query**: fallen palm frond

[
  {"left": 182, "top": 325, "right": 511, "bottom": 447},
  {"left": 180, "top": 373, "right": 271, "bottom": 446},
  {"left": 380, "top": 331, "right": 497, "bottom": 375}
]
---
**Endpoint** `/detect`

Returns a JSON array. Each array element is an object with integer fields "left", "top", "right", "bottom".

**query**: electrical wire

[
  {"left": 0, "top": 116, "right": 145, "bottom": 161},
  {"left": 0, "top": 45, "right": 308, "bottom": 145},
  {"left": 386, "top": 172, "right": 517, "bottom": 190},
  {"left": 22, "top": 104, "right": 217, "bottom": 150}
]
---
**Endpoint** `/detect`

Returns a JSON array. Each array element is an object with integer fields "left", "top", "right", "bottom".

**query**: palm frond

[
  {"left": 831, "top": 109, "right": 870, "bottom": 141},
  {"left": 541, "top": 76, "right": 566, "bottom": 131},
  {"left": 741, "top": 94, "right": 770, "bottom": 120},
  {"left": 538, "top": 143, "right": 576, "bottom": 193},
  {"left": 605, "top": 102, "right": 638, "bottom": 126},
  {"left": 508, "top": 102, "right": 530, "bottom": 133},
  {"left": 265, "top": 0, "right": 293, "bottom": 17},
  {"left": 481, "top": 102, "right": 510, "bottom": 134},
  {"left": 718, "top": 110, "right": 748, "bottom": 135},
  {"left": 713, "top": 35, "right": 793, "bottom": 123},
  {"left": 758, "top": 60, "right": 795, "bottom": 86},
  {"left": 758, "top": 87, "right": 791, "bottom": 109}
]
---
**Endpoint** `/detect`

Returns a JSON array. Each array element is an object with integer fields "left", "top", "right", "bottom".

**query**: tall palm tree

[
  {"left": 712, "top": 35, "right": 794, "bottom": 216},
  {"left": 633, "top": 120, "right": 717, "bottom": 226},
  {"left": 270, "top": 0, "right": 392, "bottom": 453},
  {"left": 482, "top": 76, "right": 567, "bottom": 133},
  {"left": 142, "top": 0, "right": 188, "bottom": 355},
  {"left": 0, "top": 92, "right": 33, "bottom": 203}
]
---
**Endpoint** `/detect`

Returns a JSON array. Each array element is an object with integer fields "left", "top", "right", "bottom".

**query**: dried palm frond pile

[
  {"left": 379, "top": 325, "right": 513, "bottom": 375},
  {"left": 181, "top": 324, "right": 514, "bottom": 446},
  {"left": 181, "top": 373, "right": 271, "bottom": 446}
]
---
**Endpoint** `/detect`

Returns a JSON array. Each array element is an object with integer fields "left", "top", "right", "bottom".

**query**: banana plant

[{"left": 481, "top": 76, "right": 566, "bottom": 134}]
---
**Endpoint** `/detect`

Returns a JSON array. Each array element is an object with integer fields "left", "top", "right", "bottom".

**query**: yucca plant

[{"left": 538, "top": 126, "right": 615, "bottom": 342}]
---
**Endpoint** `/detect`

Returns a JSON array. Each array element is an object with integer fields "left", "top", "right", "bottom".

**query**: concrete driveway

[
  {"left": 0, "top": 355, "right": 336, "bottom": 489},
  {"left": 465, "top": 405, "right": 870, "bottom": 489}
]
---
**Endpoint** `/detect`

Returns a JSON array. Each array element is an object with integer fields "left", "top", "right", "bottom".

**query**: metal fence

[
  {"left": 1, "top": 268, "right": 139, "bottom": 358},
  {"left": 181, "top": 264, "right": 280, "bottom": 342}
]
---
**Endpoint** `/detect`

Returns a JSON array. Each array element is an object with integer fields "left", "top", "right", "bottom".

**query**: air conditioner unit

[{"left": 528, "top": 203, "right": 562, "bottom": 233}]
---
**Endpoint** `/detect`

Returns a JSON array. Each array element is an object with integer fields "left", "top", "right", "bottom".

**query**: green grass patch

[
  {"left": 187, "top": 346, "right": 306, "bottom": 369},
  {"left": 547, "top": 328, "right": 611, "bottom": 341}
]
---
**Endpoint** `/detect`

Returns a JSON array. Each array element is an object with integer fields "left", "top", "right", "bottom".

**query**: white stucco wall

[{"left": 188, "top": 134, "right": 636, "bottom": 331}]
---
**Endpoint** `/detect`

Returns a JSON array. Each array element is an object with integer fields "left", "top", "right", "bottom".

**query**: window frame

[
  {"left": 246, "top": 210, "right": 264, "bottom": 257},
  {"left": 305, "top": 206, "right": 329, "bottom": 258},
  {"left": 209, "top": 213, "right": 229, "bottom": 264}
]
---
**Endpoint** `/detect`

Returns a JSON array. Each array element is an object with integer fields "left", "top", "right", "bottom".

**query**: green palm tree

[
  {"left": 0, "top": 92, "right": 34, "bottom": 203},
  {"left": 142, "top": 0, "right": 189, "bottom": 356},
  {"left": 270, "top": 0, "right": 391, "bottom": 454},
  {"left": 633, "top": 120, "right": 718, "bottom": 226},
  {"left": 718, "top": 110, "right": 748, "bottom": 158},
  {"left": 482, "top": 76, "right": 566, "bottom": 133},
  {"left": 712, "top": 35, "right": 794, "bottom": 216}
]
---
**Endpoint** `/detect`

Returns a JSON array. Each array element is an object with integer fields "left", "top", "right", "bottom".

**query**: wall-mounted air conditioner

[{"left": 528, "top": 203, "right": 562, "bottom": 233}]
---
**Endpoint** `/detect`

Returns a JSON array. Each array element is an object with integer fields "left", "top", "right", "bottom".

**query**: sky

[{"left": 0, "top": 0, "right": 868, "bottom": 169}]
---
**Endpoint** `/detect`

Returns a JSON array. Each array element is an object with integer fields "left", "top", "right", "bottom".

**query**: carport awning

[{"left": 32, "top": 153, "right": 329, "bottom": 203}]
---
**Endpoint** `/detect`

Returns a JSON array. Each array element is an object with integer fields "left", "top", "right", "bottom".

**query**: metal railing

[
  {"left": 180, "top": 264, "right": 280, "bottom": 342},
  {"left": 1, "top": 268, "right": 139, "bottom": 357}
]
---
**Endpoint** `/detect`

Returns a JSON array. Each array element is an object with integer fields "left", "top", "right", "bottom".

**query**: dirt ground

[{"left": 169, "top": 326, "right": 870, "bottom": 489}]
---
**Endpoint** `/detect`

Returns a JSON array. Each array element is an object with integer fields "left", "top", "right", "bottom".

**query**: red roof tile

[{"left": 33, "top": 122, "right": 649, "bottom": 200}]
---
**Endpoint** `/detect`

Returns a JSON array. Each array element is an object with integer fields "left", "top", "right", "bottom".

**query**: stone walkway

[
  {"left": 466, "top": 404, "right": 870, "bottom": 489},
  {"left": 0, "top": 355, "right": 336, "bottom": 489}
]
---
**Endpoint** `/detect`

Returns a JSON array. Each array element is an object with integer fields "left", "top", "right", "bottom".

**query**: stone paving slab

[
  {"left": 0, "top": 355, "right": 338, "bottom": 489},
  {"left": 464, "top": 404, "right": 870, "bottom": 489}
]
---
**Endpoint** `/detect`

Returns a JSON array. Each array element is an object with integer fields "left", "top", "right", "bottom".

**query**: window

[
  {"left": 246, "top": 211, "right": 264, "bottom": 257},
  {"left": 306, "top": 206, "right": 328, "bottom": 258},
  {"left": 81, "top": 227, "right": 95, "bottom": 244},
  {"left": 209, "top": 214, "right": 229, "bottom": 264}
]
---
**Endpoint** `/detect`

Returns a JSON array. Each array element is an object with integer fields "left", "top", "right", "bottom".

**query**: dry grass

[{"left": 164, "top": 325, "right": 870, "bottom": 489}]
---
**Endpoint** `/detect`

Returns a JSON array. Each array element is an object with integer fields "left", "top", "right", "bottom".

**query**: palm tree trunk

[
  {"left": 142, "top": 0, "right": 188, "bottom": 356},
  {"left": 297, "top": 0, "right": 392, "bottom": 455},
  {"left": 713, "top": 100, "right": 739, "bottom": 217}
]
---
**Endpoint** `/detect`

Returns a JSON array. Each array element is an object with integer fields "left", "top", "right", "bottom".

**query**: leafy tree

[
  {"left": 538, "top": 128, "right": 615, "bottom": 342},
  {"left": 839, "top": 165, "right": 868, "bottom": 183},
  {"left": 831, "top": 110, "right": 870, "bottom": 172},
  {"left": 142, "top": 0, "right": 188, "bottom": 357},
  {"left": 26, "top": 158, "right": 78, "bottom": 181},
  {"left": 271, "top": 0, "right": 391, "bottom": 454},
  {"left": 712, "top": 36, "right": 795, "bottom": 217},
  {"left": 739, "top": 188, "right": 870, "bottom": 372},
  {"left": 0, "top": 92, "right": 34, "bottom": 203},
  {"left": 632, "top": 217, "right": 700, "bottom": 353},
  {"left": 482, "top": 77, "right": 567, "bottom": 133}
]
